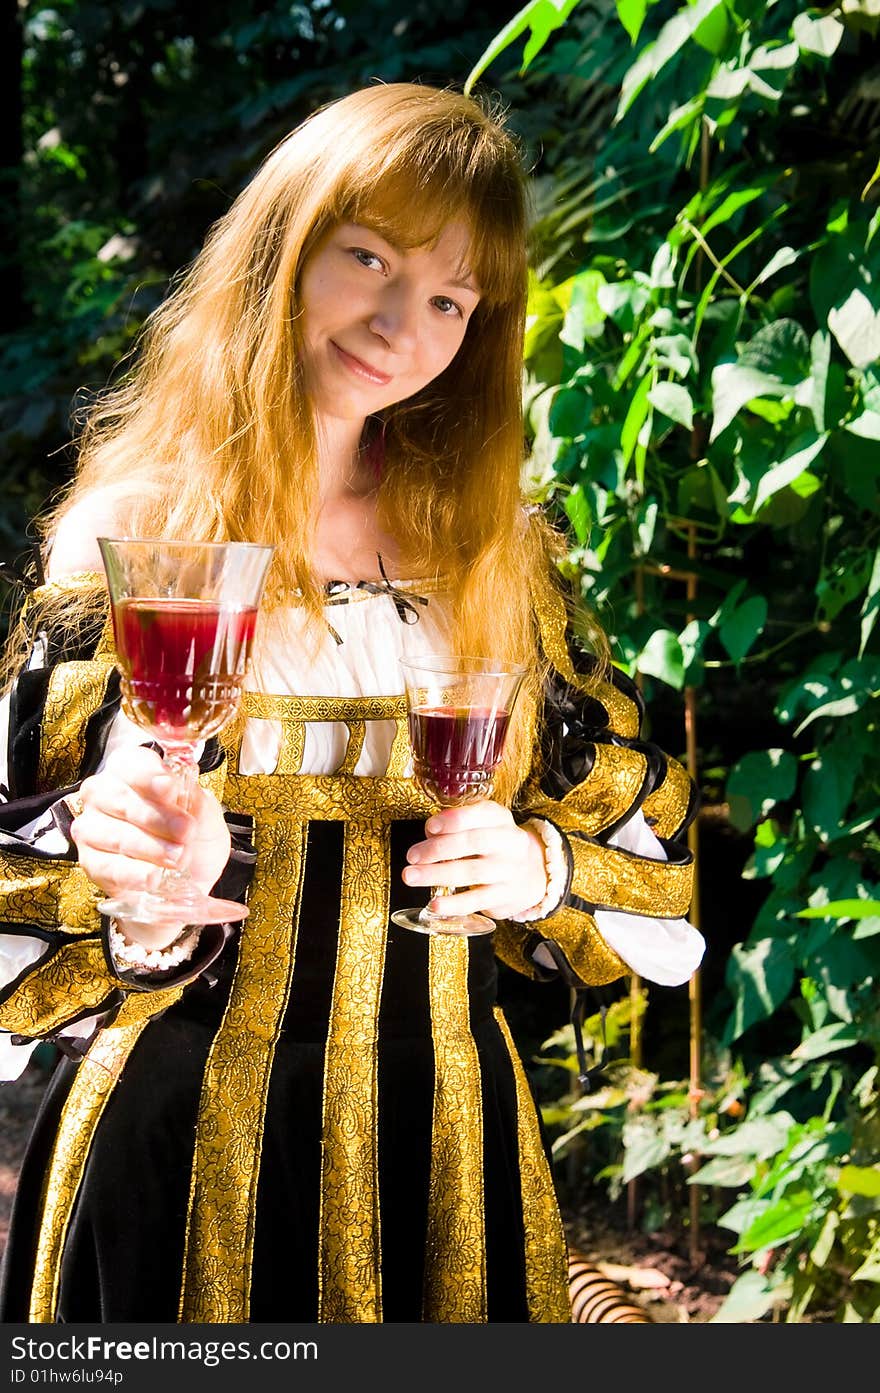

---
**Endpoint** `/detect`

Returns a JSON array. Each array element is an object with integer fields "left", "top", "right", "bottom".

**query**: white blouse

[{"left": 0, "top": 582, "right": 704, "bottom": 1080}]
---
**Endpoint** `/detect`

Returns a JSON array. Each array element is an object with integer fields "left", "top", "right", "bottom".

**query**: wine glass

[
  {"left": 391, "top": 655, "right": 526, "bottom": 938},
  {"left": 96, "top": 537, "right": 274, "bottom": 929}
]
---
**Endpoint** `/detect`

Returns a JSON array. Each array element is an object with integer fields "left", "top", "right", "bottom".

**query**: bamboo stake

[
  {"left": 627, "top": 565, "right": 646, "bottom": 1233},
  {"left": 685, "top": 523, "right": 704, "bottom": 1267}
]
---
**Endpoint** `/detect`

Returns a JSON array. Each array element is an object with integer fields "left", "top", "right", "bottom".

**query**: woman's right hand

[{"left": 70, "top": 745, "right": 232, "bottom": 950}]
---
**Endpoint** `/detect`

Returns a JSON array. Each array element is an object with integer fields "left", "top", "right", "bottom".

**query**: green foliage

[{"left": 473, "top": 0, "right": 880, "bottom": 1322}]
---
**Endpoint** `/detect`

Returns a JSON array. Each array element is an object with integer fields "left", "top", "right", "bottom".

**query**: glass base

[
  {"left": 390, "top": 906, "right": 495, "bottom": 938},
  {"left": 98, "top": 888, "right": 249, "bottom": 931}
]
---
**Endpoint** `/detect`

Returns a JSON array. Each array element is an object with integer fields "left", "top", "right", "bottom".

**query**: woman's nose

[{"left": 369, "top": 287, "right": 418, "bottom": 352}]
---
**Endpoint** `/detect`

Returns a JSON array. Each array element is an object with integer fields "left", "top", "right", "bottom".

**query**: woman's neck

[{"left": 315, "top": 415, "right": 375, "bottom": 503}]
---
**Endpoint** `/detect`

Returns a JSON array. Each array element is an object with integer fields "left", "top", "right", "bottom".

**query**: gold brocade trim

[
  {"left": 29, "top": 1020, "right": 148, "bottom": 1322},
  {"left": 586, "top": 676, "right": 641, "bottom": 740},
  {"left": 110, "top": 982, "right": 186, "bottom": 1027},
  {"left": 336, "top": 721, "right": 366, "bottom": 775},
  {"left": 318, "top": 819, "right": 390, "bottom": 1322},
  {"left": 422, "top": 936, "right": 487, "bottom": 1323},
  {"left": 528, "top": 568, "right": 575, "bottom": 682},
  {"left": 239, "top": 693, "right": 407, "bottom": 723},
  {"left": 642, "top": 756, "right": 693, "bottom": 838},
  {"left": 178, "top": 811, "right": 306, "bottom": 1323},
  {"left": 224, "top": 774, "right": 433, "bottom": 824},
  {"left": 552, "top": 744, "right": 649, "bottom": 836},
  {"left": 386, "top": 718, "right": 412, "bottom": 779},
  {"left": 531, "top": 905, "right": 629, "bottom": 987},
  {"left": 0, "top": 854, "right": 102, "bottom": 932},
  {"left": 0, "top": 939, "right": 113, "bottom": 1037},
  {"left": 493, "top": 1008, "right": 571, "bottom": 1322},
  {"left": 275, "top": 720, "right": 306, "bottom": 775},
  {"left": 568, "top": 836, "right": 694, "bottom": 917},
  {"left": 37, "top": 656, "right": 116, "bottom": 793}
]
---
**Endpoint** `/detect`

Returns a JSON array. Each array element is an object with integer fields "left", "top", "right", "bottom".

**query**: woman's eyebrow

[{"left": 346, "top": 223, "right": 479, "bottom": 294}]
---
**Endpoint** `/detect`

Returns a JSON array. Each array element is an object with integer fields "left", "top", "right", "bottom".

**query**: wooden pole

[
  {"left": 627, "top": 566, "right": 646, "bottom": 1233},
  {"left": 684, "top": 522, "right": 704, "bottom": 1266}
]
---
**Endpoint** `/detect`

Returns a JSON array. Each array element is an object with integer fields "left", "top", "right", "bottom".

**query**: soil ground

[{"left": 1, "top": 1054, "right": 741, "bottom": 1323}]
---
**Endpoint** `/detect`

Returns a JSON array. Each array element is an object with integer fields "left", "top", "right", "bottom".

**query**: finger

[
  {"left": 428, "top": 885, "right": 500, "bottom": 918},
  {"left": 77, "top": 777, "right": 192, "bottom": 843},
  {"left": 407, "top": 826, "right": 514, "bottom": 867},
  {"left": 76, "top": 847, "right": 179, "bottom": 899},
  {"left": 91, "top": 747, "right": 191, "bottom": 814},
  {"left": 402, "top": 854, "right": 508, "bottom": 891},
  {"left": 423, "top": 801, "right": 513, "bottom": 837},
  {"left": 72, "top": 811, "right": 188, "bottom": 872}
]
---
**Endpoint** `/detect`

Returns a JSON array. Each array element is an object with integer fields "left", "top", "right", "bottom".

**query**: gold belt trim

[
  {"left": 318, "top": 819, "right": 390, "bottom": 1322},
  {"left": 240, "top": 693, "right": 407, "bottom": 723},
  {"left": 224, "top": 773, "right": 433, "bottom": 823},
  {"left": 29, "top": 1022, "right": 149, "bottom": 1322},
  {"left": 178, "top": 811, "right": 307, "bottom": 1322},
  {"left": 493, "top": 1008, "right": 572, "bottom": 1322},
  {"left": 422, "top": 936, "right": 487, "bottom": 1322}
]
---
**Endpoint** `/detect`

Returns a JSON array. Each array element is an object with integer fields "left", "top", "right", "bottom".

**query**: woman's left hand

[{"left": 403, "top": 801, "right": 547, "bottom": 920}]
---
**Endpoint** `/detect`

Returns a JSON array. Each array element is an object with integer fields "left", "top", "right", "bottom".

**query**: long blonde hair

[{"left": 28, "top": 83, "right": 596, "bottom": 797}]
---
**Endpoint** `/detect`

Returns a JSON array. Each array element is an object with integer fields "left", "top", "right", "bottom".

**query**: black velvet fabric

[{"left": 1, "top": 817, "right": 539, "bottom": 1323}]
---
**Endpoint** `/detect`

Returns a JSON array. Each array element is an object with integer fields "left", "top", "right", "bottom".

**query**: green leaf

[
  {"left": 559, "top": 270, "right": 607, "bottom": 351},
  {"left": 837, "top": 1165, "right": 880, "bottom": 1199},
  {"left": 860, "top": 547, "right": 880, "bottom": 657},
  {"left": 687, "top": 1156, "right": 754, "bottom": 1187},
  {"left": 852, "top": 1237, "right": 880, "bottom": 1284},
  {"left": 828, "top": 288, "right": 880, "bottom": 370},
  {"left": 648, "top": 380, "right": 694, "bottom": 429},
  {"left": 635, "top": 628, "right": 685, "bottom": 689},
  {"left": 621, "top": 1120, "right": 671, "bottom": 1184},
  {"left": 726, "top": 749, "right": 797, "bottom": 828},
  {"left": 620, "top": 372, "right": 653, "bottom": 469},
  {"left": 724, "top": 938, "right": 796, "bottom": 1040},
  {"left": 464, "top": 0, "right": 583, "bottom": 91},
  {"left": 752, "top": 432, "right": 827, "bottom": 512},
  {"left": 796, "top": 899, "right": 880, "bottom": 921},
  {"left": 734, "top": 1192, "right": 817, "bottom": 1254},
  {"left": 793, "top": 12, "right": 845, "bottom": 58},
  {"left": 790, "top": 1022, "right": 861, "bottom": 1062},
  {"left": 719, "top": 594, "right": 768, "bottom": 661},
  {"left": 710, "top": 1270, "right": 778, "bottom": 1323},
  {"left": 801, "top": 741, "right": 857, "bottom": 840},
  {"left": 615, "top": 0, "right": 649, "bottom": 44}
]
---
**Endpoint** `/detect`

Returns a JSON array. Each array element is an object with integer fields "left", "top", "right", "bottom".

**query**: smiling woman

[{"left": 0, "top": 82, "right": 703, "bottom": 1324}]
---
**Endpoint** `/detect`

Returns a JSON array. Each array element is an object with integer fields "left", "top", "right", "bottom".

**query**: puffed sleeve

[
  {"left": 496, "top": 557, "right": 701, "bottom": 989},
  {"left": 0, "top": 577, "right": 255, "bottom": 1075}
]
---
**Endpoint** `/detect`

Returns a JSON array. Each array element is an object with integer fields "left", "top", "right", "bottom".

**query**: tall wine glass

[
  {"left": 391, "top": 655, "right": 526, "bottom": 938},
  {"left": 97, "top": 537, "right": 274, "bottom": 929}
]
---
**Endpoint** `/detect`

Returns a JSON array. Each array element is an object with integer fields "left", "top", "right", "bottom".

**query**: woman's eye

[
  {"left": 351, "top": 247, "right": 385, "bottom": 271},
  {"left": 432, "top": 296, "right": 462, "bottom": 318}
]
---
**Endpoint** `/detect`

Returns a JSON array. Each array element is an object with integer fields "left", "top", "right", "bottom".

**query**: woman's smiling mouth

[{"left": 331, "top": 341, "right": 393, "bottom": 385}]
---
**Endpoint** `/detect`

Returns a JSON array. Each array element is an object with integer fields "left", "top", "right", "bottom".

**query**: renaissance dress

[{"left": 0, "top": 562, "right": 701, "bottom": 1324}]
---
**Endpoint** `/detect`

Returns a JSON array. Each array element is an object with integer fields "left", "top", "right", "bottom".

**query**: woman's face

[{"left": 297, "top": 219, "right": 481, "bottom": 423}]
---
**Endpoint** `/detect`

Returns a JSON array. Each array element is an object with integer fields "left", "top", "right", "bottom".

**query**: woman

[{"left": 0, "top": 82, "right": 703, "bottom": 1323}]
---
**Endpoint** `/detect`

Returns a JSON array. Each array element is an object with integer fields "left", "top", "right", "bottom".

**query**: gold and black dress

[{"left": 0, "top": 569, "right": 699, "bottom": 1323}]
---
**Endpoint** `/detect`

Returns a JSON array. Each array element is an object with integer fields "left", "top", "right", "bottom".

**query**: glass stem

[
  {"left": 421, "top": 884, "right": 455, "bottom": 923},
  {"left": 157, "top": 743, "right": 199, "bottom": 893}
]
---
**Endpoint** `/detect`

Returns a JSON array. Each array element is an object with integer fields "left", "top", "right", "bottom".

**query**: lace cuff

[
  {"left": 509, "top": 817, "right": 569, "bottom": 923},
  {"left": 107, "top": 920, "right": 203, "bottom": 974}
]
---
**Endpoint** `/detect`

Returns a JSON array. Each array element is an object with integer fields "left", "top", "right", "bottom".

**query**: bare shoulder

[{"left": 46, "top": 492, "right": 125, "bottom": 579}]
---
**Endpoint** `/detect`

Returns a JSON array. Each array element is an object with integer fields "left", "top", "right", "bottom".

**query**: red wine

[
  {"left": 113, "top": 598, "right": 257, "bottom": 742},
  {"left": 409, "top": 706, "right": 510, "bottom": 804}
]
